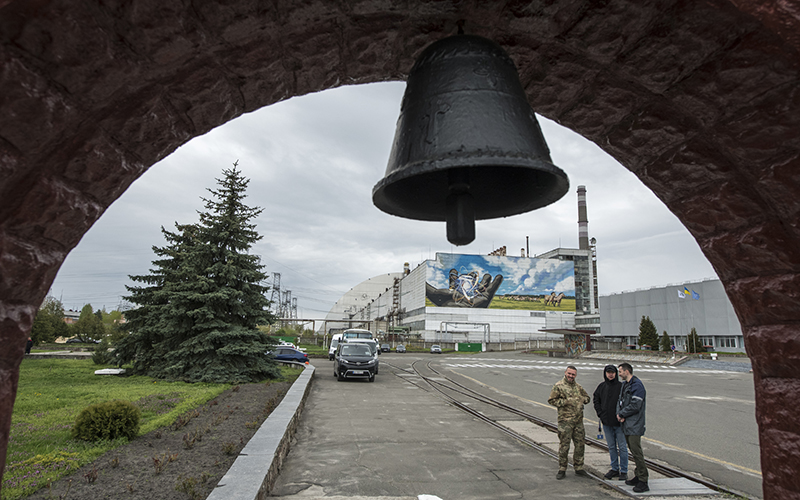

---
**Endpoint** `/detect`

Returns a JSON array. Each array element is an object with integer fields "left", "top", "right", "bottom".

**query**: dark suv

[{"left": 334, "top": 343, "right": 377, "bottom": 382}]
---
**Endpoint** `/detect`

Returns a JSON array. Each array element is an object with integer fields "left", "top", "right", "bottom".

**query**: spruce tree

[
  {"left": 687, "top": 327, "right": 706, "bottom": 353},
  {"left": 659, "top": 331, "right": 672, "bottom": 352},
  {"left": 638, "top": 315, "right": 659, "bottom": 350},
  {"left": 117, "top": 163, "right": 280, "bottom": 383}
]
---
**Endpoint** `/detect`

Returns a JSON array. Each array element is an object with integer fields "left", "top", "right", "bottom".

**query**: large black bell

[{"left": 372, "top": 34, "right": 569, "bottom": 245}]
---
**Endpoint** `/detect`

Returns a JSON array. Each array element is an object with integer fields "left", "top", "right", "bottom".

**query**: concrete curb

[
  {"left": 581, "top": 351, "right": 687, "bottom": 365},
  {"left": 25, "top": 351, "right": 92, "bottom": 359},
  {"left": 207, "top": 364, "right": 315, "bottom": 500}
]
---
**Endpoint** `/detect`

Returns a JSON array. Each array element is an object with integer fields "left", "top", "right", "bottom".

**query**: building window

[
  {"left": 719, "top": 337, "right": 738, "bottom": 348},
  {"left": 700, "top": 336, "right": 714, "bottom": 347}
]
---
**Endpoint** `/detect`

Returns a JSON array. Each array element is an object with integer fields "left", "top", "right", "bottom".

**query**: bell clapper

[{"left": 446, "top": 168, "right": 475, "bottom": 245}]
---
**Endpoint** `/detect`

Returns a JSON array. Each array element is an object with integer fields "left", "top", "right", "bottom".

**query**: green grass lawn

[
  {"left": 2, "top": 359, "right": 294, "bottom": 500},
  {"left": 297, "top": 344, "right": 327, "bottom": 356}
]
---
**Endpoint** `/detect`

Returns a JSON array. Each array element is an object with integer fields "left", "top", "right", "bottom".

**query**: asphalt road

[{"left": 423, "top": 350, "right": 762, "bottom": 499}]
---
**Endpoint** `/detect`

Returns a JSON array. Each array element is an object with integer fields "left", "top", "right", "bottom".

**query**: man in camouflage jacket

[{"left": 548, "top": 365, "right": 591, "bottom": 479}]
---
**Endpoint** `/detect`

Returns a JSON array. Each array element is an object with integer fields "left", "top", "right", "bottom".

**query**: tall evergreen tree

[
  {"left": 659, "top": 330, "right": 672, "bottom": 352},
  {"left": 687, "top": 327, "right": 706, "bottom": 353},
  {"left": 638, "top": 315, "right": 659, "bottom": 350},
  {"left": 117, "top": 163, "right": 280, "bottom": 383}
]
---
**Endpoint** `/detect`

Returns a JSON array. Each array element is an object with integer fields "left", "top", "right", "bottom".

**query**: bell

[{"left": 373, "top": 34, "right": 569, "bottom": 245}]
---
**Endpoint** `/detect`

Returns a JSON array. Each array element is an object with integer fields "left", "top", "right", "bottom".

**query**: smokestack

[{"left": 577, "top": 185, "right": 589, "bottom": 250}]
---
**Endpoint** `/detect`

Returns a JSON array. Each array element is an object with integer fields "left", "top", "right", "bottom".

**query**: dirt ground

[{"left": 26, "top": 380, "right": 293, "bottom": 500}]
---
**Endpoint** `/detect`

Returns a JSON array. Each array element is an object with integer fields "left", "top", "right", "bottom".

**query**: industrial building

[
  {"left": 323, "top": 184, "right": 746, "bottom": 354},
  {"left": 324, "top": 186, "right": 600, "bottom": 343},
  {"left": 599, "top": 279, "right": 746, "bottom": 353}
]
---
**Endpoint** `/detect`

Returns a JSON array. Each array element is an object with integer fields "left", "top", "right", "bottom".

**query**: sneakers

[
  {"left": 633, "top": 481, "right": 650, "bottom": 492},
  {"left": 625, "top": 476, "right": 640, "bottom": 486},
  {"left": 604, "top": 470, "right": 620, "bottom": 479},
  {"left": 618, "top": 473, "right": 627, "bottom": 482},
  {"left": 575, "top": 469, "right": 589, "bottom": 477},
  {"left": 556, "top": 470, "right": 566, "bottom": 480}
]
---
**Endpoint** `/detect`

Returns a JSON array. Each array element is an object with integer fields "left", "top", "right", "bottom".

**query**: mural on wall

[
  {"left": 425, "top": 253, "right": 575, "bottom": 310},
  {"left": 565, "top": 333, "right": 587, "bottom": 357}
]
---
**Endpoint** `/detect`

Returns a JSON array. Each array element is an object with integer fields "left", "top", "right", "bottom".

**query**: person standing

[
  {"left": 617, "top": 362, "right": 649, "bottom": 493},
  {"left": 25, "top": 337, "right": 33, "bottom": 354},
  {"left": 593, "top": 365, "right": 628, "bottom": 481},
  {"left": 548, "top": 365, "right": 591, "bottom": 479}
]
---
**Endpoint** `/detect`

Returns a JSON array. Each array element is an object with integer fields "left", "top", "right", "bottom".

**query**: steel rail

[
  {"left": 401, "top": 360, "right": 636, "bottom": 498},
  {"left": 385, "top": 359, "right": 747, "bottom": 499}
]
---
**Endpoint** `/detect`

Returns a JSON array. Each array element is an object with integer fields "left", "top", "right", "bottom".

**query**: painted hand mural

[{"left": 425, "top": 269, "right": 503, "bottom": 308}]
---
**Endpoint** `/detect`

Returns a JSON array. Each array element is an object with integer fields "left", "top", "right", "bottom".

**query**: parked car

[
  {"left": 380, "top": 343, "right": 391, "bottom": 353},
  {"left": 396, "top": 345, "right": 406, "bottom": 353},
  {"left": 66, "top": 338, "right": 100, "bottom": 344},
  {"left": 268, "top": 346, "right": 308, "bottom": 363},
  {"left": 334, "top": 343, "right": 377, "bottom": 382},
  {"left": 344, "top": 338, "right": 380, "bottom": 373},
  {"left": 430, "top": 344, "right": 442, "bottom": 354}
]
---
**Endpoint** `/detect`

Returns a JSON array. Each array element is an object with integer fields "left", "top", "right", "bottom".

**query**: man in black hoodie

[{"left": 593, "top": 365, "right": 628, "bottom": 481}]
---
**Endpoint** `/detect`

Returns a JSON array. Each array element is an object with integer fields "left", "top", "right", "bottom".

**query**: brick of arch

[{"left": 1, "top": 1, "right": 799, "bottom": 497}]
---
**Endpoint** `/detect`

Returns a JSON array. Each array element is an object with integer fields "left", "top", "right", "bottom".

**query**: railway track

[{"left": 384, "top": 359, "right": 747, "bottom": 499}]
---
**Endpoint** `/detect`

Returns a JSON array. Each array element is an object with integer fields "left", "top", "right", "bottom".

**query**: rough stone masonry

[{"left": 1, "top": 1, "right": 799, "bottom": 497}]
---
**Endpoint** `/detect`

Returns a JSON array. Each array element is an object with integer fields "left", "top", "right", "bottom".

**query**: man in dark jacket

[
  {"left": 617, "top": 362, "right": 649, "bottom": 493},
  {"left": 593, "top": 365, "right": 628, "bottom": 481}
]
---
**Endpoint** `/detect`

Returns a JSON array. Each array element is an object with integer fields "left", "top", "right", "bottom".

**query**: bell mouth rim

[{"left": 372, "top": 157, "right": 569, "bottom": 222}]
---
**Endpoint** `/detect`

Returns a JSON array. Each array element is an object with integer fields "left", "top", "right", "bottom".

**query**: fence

[{"left": 298, "top": 336, "right": 625, "bottom": 353}]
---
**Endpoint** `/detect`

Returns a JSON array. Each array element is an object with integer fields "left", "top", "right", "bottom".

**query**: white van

[
  {"left": 328, "top": 334, "right": 343, "bottom": 360},
  {"left": 342, "top": 328, "right": 374, "bottom": 340}
]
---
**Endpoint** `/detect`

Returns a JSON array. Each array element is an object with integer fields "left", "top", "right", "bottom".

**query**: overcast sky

[{"left": 49, "top": 82, "right": 718, "bottom": 316}]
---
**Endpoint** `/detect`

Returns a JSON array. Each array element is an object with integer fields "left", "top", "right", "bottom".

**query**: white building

[{"left": 325, "top": 252, "right": 583, "bottom": 343}]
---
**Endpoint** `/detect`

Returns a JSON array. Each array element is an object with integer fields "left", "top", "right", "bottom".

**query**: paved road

[
  {"left": 427, "top": 351, "right": 761, "bottom": 499},
  {"left": 270, "top": 356, "right": 626, "bottom": 500}
]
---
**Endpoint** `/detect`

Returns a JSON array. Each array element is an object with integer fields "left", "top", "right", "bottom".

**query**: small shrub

[
  {"left": 84, "top": 467, "right": 99, "bottom": 483},
  {"left": 175, "top": 475, "right": 202, "bottom": 500},
  {"left": 182, "top": 432, "right": 196, "bottom": 449},
  {"left": 221, "top": 441, "right": 237, "bottom": 455},
  {"left": 72, "top": 400, "right": 140, "bottom": 442},
  {"left": 171, "top": 409, "right": 200, "bottom": 431},
  {"left": 91, "top": 338, "right": 115, "bottom": 365}
]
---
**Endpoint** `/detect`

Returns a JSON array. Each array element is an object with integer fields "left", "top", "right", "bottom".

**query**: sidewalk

[
  {"left": 210, "top": 356, "right": 723, "bottom": 499},
  {"left": 265, "top": 358, "right": 719, "bottom": 499}
]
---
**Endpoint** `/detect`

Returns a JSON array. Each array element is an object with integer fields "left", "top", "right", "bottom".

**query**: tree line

[
  {"left": 637, "top": 315, "right": 706, "bottom": 353},
  {"left": 31, "top": 299, "right": 125, "bottom": 345}
]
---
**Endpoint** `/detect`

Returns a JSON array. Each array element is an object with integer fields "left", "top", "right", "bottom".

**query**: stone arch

[{"left": 1, "top": 1, "right": 798, "bottom": 497}]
